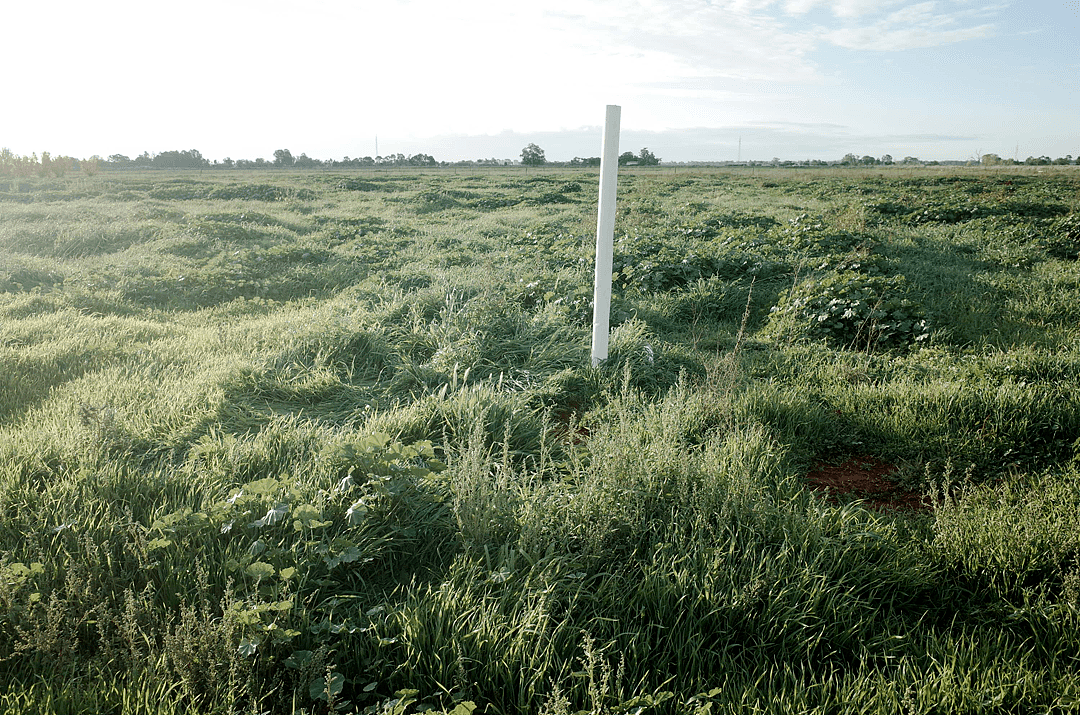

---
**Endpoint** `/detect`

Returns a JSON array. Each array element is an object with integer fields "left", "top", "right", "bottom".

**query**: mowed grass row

[{"left": 0, "top": 167, "right": 1079, "bottom": 714}]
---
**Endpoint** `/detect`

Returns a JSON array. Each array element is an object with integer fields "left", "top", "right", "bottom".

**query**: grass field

[{"left": 1, "top": 166, "right": 1079, "bottom": 714}]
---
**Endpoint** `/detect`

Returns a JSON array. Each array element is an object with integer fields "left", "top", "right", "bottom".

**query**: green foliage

[
  {"left": 520, "top": 144, "right": 546, "bottom": 166},
  {"left": 1043, "top": 213, "right": 1080, "bottom": 260},
  {"left": 777, "top": 213, "right": 865, "bottom": 254},
  {"left": 867, "top": 194, "right": 1071, "bottom": 225},
  {"left": 150, "top": 434, "right": 448, "bottom": 600},
  {"left": 769, "top": 271, "right": 930, "bottom": 349},
  {"left": 637, "top": 148, "right": 660, "bottom": 166},
  {"left": 0, "top": 260, "right": 64, "bottom": 293},
  {"left": 273, "top": 149, "right": 295, "bottom": 168},
  {"left": 612, "top": 234, "right": 785, "bottom": 294}
]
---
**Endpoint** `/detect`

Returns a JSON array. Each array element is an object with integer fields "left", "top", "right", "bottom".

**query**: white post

[{"left": 591, "top": 105, "right": 621, "bottom": 367}]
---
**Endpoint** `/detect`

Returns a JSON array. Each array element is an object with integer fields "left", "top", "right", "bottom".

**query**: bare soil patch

[{"left": 805, "top": 456, "right": 932, "bottom": 512}]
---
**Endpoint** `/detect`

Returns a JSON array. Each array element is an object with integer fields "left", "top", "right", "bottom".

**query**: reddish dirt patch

[
  {"left": 805, "top": 457, "right": 931, "bottom": 512},
  {"left": 550, "top": 409, "right": 591, "bottom": 445}
]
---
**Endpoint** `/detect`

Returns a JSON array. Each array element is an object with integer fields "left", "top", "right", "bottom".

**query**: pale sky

[{"left": 2, "top": 1, "right": 1077, "bottom": 163}]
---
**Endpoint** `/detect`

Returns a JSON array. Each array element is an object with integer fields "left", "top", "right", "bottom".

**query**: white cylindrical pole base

[{"left": 591, "top": 105, "right": 621, "bottom": 367}]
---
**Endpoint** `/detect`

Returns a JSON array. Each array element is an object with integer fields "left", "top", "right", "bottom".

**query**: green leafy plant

[
  {"left": 147, "top": 435, "right": 448, "bottom": 677},
  {"left": 769, "top": 271, "right": 930, "bottom": 349},
  {"left": 778, "top": 213, "right": 866, "bottom": 255}
]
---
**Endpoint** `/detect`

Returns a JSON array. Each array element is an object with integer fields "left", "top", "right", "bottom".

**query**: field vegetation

[{"left": 1, "top": 165, "right": 1079, "bottom": 713}]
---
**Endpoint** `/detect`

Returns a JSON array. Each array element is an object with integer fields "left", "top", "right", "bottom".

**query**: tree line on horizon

[
  {"left": 839, "top": 152, "right": 1076, "bottom": 167},
  {"left": 1, "top": 144, "right": 1077, "bottom": 178}
]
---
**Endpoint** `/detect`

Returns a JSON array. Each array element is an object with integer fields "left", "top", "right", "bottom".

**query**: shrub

[
  {"left": 662, "top": 276, "right": 737, "bottom": 324},
  {"left": 1043, "top": 214, "right": 1080, "bottom": 260},
  {"left": 0, "top": 264, "right": 64, "bottom": 293},
  {"left": 778, "top": 214, "right": 865, "bottom": 255},
  {"left": 612, "top": 238, "right": 753, "bottom": 293},
  {"left": 769, "top": 272, "right": 930, "bottom": 350}
]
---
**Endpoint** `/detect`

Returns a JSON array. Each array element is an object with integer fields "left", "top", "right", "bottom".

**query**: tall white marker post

[{"left": 591, "top": 105, "right": 621, "bottom": 366}]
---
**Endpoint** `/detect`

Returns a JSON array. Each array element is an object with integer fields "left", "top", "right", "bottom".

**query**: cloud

[
  {"left": 527, "top": 0, "right": 1003, "bottom": 99},
  {"left": 815, "top": 2, "right": 1001, "bottom": 50},
  {"left": 783, "top": 0, "right": 910, "bottom": 18},
  {"left": 537, "top": 0, "right": 820, "bottom": 84}
]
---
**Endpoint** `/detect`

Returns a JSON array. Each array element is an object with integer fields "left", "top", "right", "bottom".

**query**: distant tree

[
  {"left": 618, "top": 151, "right": 637, "bottom": 166},
  {"left": 638, "top": 147, "right": 660, "bottom": 165},
  {"left": 376, "top": 153, "right": 406, "bottom": 166},
  {"left": 273, "top": 149, "right": 294, "bottom": 167},
  {"left": 880, "top": 154, "right": 894, "bottom": 165},
  {"left": 39, "top": 151, "right": 54, "bottom": 177},
  {"left": 149, "top": 150, "right": 207, "bottom": 169},
  {"left": 981, "top": 153, "right": 1002, "bottom": 166},
  {"left": 569, "top": 156, "right": 601, "bottom": 167},
  {"left": 901, "top": 156, "right": 921, "bottom": 165},
  {"left": 294, "top": 153, "right": 320, "bottom": 169},
  {"left": 841, "top": 153, "right": 858, "bottom": 165},
  {"left": 521, "top": 143, "right": 546, "bottom": 166},
  {"left": 0, "top": 149, "right": 41, "bottom": 177},
  {"left": 859, "top": 155, "right": 878, "bottom": 165},
  {"left": 43, "top": 154, "right": 79, "bottom": 177},
  {"left": 407, "top": 153, "right": 437, "bottom": 166}
]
